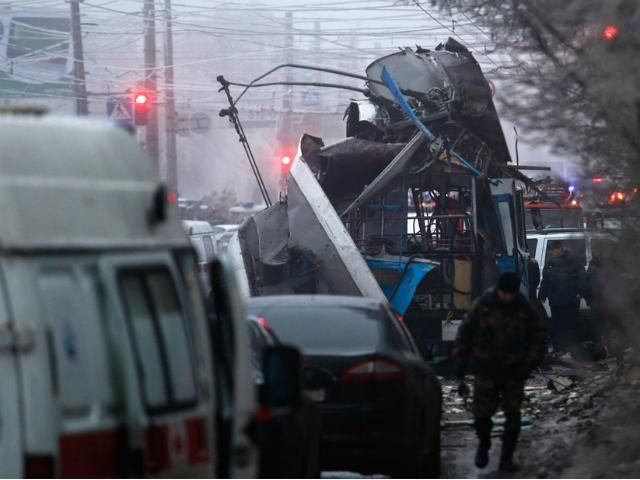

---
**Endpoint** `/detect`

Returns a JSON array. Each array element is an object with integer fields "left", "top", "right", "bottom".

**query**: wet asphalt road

[{"left": 321, "top": 356, "right": 620, "bottom": 478}]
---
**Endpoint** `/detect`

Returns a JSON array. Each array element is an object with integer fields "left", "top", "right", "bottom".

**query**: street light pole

[
  {"left": 143, "top": 0, "right": 160, "bottom": 174},
  {"left": 163, "top": 0, "right": 178, "bottom": 192}
]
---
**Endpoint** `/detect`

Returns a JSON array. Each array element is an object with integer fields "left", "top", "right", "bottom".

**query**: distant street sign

[
  {"left": 301, "top": 90, "right": 320, "bottom": 107},
  {"left": 107, "top": 97, "right": 132, "bottom": 123}
]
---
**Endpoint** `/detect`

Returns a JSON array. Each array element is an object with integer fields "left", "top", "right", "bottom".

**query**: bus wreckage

[{"left": 221, "top": 38, "right": 535, "bottom": 365}]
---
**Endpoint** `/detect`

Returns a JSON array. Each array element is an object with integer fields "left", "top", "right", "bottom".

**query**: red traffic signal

[
  {"left": 133, "top": 90, "right": 152, "bottom": 125},
  {"left": 602, "top": 24, "right": 619, "bottom": 41},
  {"left": 135, "top": 93, "right": 149, "bottom": 105},
  {"left": 278, "top": 149, "right": 295, "bottom": 177}
]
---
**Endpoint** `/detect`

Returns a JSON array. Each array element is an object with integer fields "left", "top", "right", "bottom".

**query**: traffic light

[
  {"left": 602, "top": 24, "right": 619, "bottom": 41},
  {"left": 133, "top": 90, "right": 151, "bottom": 125},
  {"left": 278, "top": 150, "right": 294, "bottom": 177}
]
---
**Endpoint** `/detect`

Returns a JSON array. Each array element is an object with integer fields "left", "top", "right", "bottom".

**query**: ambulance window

[
  {"left": 120, "top": 268, "right": 198, "bottom": 411},
  {"left": 120, "top": 275, "right": 169, "bottom": 409},
  {"left": 527, "top": 239, "right": 538, "bottom": 256},
  {"left": 147, "top": 271, "right": 197, "bottom": 404}
]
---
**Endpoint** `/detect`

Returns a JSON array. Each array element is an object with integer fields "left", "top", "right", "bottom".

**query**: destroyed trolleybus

[{"left": 225, "top": 39, "right": 533, "bottom": 368}]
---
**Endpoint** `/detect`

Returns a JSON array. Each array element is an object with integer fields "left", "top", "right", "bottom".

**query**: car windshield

[{"left": 246, "top": 303, "right": 381, "bottom": 355}]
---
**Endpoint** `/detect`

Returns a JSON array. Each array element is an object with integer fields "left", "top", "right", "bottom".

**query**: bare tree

[{"left": 432, "top": 0, "right": 640, "bottom": 179}]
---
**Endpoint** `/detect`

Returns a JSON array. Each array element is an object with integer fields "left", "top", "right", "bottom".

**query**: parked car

[
  {"left": 246, "top": 295, "right": 442, "bottom": 477},
  {"left": 247, "top": 316, "right": 321, "bottom": 478},
  {"left": 212, "top": 224, "right": 240, "bottom": 252},
  {"left": 0, "top": 113, "right": 216, "bottom": 477},
  {"left": 182, "top": 220, "right": 218, "bottom": 291}
]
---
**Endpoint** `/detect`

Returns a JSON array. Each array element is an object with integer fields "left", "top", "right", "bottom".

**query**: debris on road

[{"left": 441, "top": 355, "right": 621, "bottom": 478}]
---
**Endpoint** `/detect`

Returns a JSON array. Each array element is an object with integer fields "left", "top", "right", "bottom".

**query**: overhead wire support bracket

[{"left": 217, "top": 75, "right": 272, "bottom": 208}]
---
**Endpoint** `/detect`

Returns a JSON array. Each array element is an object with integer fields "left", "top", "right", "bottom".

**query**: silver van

[{"left": 182, "top": 220, "right": 219, "bottom": 292}]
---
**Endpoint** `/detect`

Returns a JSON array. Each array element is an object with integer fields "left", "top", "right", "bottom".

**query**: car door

[
  {"left": 99, "top": 252, "right": 214, "bottom": 478},
  {"left": 37, "top": 263, "right": 129, "bottom": 477},
  {"left": 381, "top": 307, "right": 440, "bottom": 454}
]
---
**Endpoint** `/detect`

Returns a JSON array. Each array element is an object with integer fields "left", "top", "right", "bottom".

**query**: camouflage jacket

[{"left": 453, "top": 288, "right": 547, "bottom": 377}]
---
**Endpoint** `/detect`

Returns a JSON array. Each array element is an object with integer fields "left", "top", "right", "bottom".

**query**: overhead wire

[{"left": 0, "top": 0, "right": 517, "bottom": 112}]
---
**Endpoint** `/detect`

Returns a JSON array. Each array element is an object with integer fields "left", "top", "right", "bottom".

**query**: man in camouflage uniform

[{"left": 453, "top": 272, "right": 547, "bottom": 472}]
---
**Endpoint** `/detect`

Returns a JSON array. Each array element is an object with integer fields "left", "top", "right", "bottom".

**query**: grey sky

[{"left": 3, "top": 0, "right": 576, "bottom": 198}]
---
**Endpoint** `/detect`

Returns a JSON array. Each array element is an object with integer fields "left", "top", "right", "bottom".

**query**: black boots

[
  {"left": 474, "top": 417, "right": 492, "bottom": 468},
  {"left": 475, "top": 414, "right": 522, "bottom": 471},
  {"left": 499, "top": 413, "right": 521, "bottom": 472}
]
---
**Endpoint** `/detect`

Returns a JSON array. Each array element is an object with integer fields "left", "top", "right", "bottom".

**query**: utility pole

[
  {"left": 163, "top": 0, "right": 178, "bottom": 192},
  {"left": 314, "top": 20, "right": 322, "bottom": 133},
  {"left": 284, "top": 10, "right": 293, "bottom": 114},
  {"left": 143, "top": 0, "right": 160, "bottom": 174},
  {"left": 280, "top": 11, "right": 294, "bottom": 143},
  {"left": 314, "top": 20, "right": 321, "bottom": 100},
  {"left": 276, "top": 10, "right": 294, "bottom": 184},
  {"left": 70, "top": 0, "right": 88, "bottom": 115}
]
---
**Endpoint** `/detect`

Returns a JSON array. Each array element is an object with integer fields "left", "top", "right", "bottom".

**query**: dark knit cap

[{"left": 497, "top": 272, "right": 520, "bottom": 293}]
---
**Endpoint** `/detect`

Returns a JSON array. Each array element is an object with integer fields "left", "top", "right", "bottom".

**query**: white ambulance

[{"left": 0, "top": 113, "right": 222, "bottom": 477}]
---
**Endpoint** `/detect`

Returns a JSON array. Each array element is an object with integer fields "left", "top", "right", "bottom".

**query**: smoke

[
  {"left": 592, "top": 215, "right": 640, "bottom": 356},
  {"left": 177, "top": 125, "right": 281, "bottom": 203}
]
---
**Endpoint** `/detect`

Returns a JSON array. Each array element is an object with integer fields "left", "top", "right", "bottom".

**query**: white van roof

[
  {"left": 0, "top": 115, "right": 188, "bottom": 250},
  {"left": 182, "top": 220, "right": 214, "bottom": 235}
]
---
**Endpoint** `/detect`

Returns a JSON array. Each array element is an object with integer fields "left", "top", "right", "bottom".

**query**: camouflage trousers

[{"left": 473, "top": 374, "right": 525, "bottom": 418}]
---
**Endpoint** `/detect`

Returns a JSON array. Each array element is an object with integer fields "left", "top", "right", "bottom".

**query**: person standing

[
  {"left": 453, "top": 272, "right": 547, "bottom": 472},
  {"left": 539, "top": 242, "right": 585, "bottom": 352}
]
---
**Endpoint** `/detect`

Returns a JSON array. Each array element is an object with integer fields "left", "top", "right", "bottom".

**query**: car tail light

[
  {"left": 340, "top": 358, "right": 405, "bottom": 382},
  {"left": 256, "top": 405, "right": 274, "bottom": 423},
  {"left": 25, "top": 454, "right": 55, "bottom": 478}
]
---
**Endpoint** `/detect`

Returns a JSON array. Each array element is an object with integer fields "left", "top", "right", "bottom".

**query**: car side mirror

[
  {"left": 260, "top": 346, "right": 302, "bottom": 408},
  {"left": 302, "top": 366, "right": 334, "bottom": 390}
]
